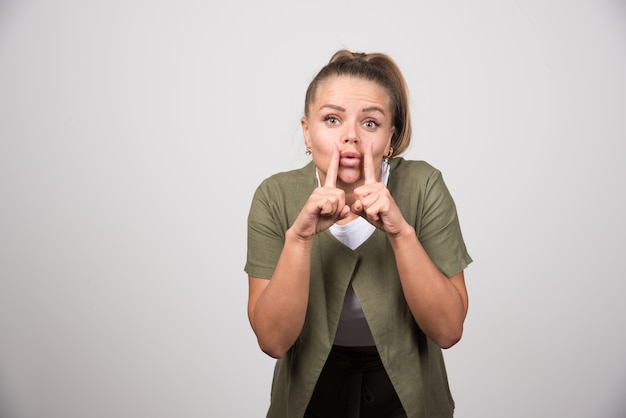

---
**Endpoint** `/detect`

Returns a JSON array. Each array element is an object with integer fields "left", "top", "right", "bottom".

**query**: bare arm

[
  {"left": 247, "top": 145, "right": 350, "bottom": 359},
  {"left": 388, "top": 226, "right": 468, "bottom": 348},
  {"left": 353, "top": 142, "right": 469, "bottom": 348},
  {"left": 247, "top": 230, "right": 314, "bottom": 359}
]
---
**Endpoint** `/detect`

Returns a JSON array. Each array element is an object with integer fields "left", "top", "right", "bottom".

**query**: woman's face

[{"left": 302, "top": 75, "right": 395, "bottom": 189}]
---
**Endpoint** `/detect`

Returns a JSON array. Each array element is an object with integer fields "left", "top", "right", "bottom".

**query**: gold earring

[
  {"left": 305, "top": 147, "right": 312, "bottom": 156},
  {"left": 384, "top": 146, "right": 393, "bottom": 162}
]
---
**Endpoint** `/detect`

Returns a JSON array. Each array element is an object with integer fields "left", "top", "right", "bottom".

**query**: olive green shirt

[{"left": 245, "top": 158, "right": 473, "bottom": 418}]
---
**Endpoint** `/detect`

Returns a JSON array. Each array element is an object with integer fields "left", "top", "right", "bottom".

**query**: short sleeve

[
  {"left": 244, "top": 181, "right": 285, "bottom": 279},
  {"left": 418, "top": 168, "right": 473, "bottom": 277}
]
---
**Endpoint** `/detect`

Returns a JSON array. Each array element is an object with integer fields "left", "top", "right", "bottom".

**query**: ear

[
  {"left": 387, "top": 126, "right": 396, "bottom": 149},
  {"left": 301, "top": 116, "right": 311, "bottom": 148}
]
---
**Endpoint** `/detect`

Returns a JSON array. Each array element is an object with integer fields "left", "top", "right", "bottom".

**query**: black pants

[{"left": 304, "top": 348, "right": 407, "bottom": 418}]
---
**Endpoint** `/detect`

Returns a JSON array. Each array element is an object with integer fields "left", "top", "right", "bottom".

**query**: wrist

[
  {"left": 286, "top": 227, "right": 316, "bottom": 247},
  {"left": 386, "top": 223, "right": 416, "bottom": 246}
]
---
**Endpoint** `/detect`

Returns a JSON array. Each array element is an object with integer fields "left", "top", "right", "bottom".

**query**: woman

[{"left": 245, "top": 49, "right": 472, "bottom": 418}]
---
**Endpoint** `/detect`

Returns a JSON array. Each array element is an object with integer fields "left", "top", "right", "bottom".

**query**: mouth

[{"left": 339, "top": 151, "right": 361, "bottom": 167}]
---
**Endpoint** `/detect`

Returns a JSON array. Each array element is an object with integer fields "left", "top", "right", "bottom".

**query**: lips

[{"left": 340, "top": 151, "right": 361, "bottom": 167}]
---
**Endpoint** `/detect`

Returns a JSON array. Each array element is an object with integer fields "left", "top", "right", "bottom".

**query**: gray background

[{"left": 1, "top": 1, "right": 625, "bottom": 417}]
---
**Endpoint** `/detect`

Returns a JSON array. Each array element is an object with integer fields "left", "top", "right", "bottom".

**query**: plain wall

[{"left": 1, "top": 1, "right": 625, "bottom": 417}]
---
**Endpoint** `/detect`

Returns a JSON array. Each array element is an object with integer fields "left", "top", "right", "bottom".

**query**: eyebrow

[
  {"left": 362, "top": 106, "right": 386, "bottom": 115},
  {"left": 319, "top": 104, "right": 386, "bottom": 115}
]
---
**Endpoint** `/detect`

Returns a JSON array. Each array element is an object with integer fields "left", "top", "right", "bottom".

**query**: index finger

[
  {"left": 324, "top": 144, "right": 339, "bottom": 188},
  {"left": 363, "top": 140, "right": 376, "bottom": 184}
]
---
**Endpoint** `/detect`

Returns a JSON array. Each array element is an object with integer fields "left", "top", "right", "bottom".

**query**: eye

[
  {"left": 324, "top": 116, "right": 340, "bottom": 126},
  {"left": 364, "top": 120, "right": 380, "bottom": 130}
]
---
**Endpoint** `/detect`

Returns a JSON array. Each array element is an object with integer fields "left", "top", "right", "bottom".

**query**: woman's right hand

[{"left": 291, "top": 145, "right": 350, "bottom": 239}]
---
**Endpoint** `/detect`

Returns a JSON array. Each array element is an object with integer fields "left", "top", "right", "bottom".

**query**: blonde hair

[{"left": 304, "top": 50, "right": 412, "bottom": 156}]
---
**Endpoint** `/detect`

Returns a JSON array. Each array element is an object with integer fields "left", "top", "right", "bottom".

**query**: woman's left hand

[{"left": 352, "top": 141, "right": 408, "bottom": 236}]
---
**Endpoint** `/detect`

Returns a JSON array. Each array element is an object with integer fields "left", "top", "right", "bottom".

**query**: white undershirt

[{"left": 316, "top": 161, "right": 390, "bottom": 346}]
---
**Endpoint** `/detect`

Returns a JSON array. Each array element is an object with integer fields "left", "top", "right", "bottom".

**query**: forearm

[
  {"left": 388, "top": 226, "right": 467, "bottom": 349},
  {"left": 252, "top": 228, "right": 313, "bottom": 358}
]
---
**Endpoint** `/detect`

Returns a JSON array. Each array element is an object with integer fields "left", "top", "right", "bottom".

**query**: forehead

[{"left": 313, "top": 75, "right": 391, "bottom": 109}]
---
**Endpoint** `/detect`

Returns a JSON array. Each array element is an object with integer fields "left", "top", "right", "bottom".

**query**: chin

[{"left": 337, "top": 174, "right": 362, "bottom": 185}]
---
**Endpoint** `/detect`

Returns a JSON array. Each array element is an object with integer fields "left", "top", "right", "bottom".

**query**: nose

[{"left": 342, "top": 123, "right": 359, "bottom": 144}]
